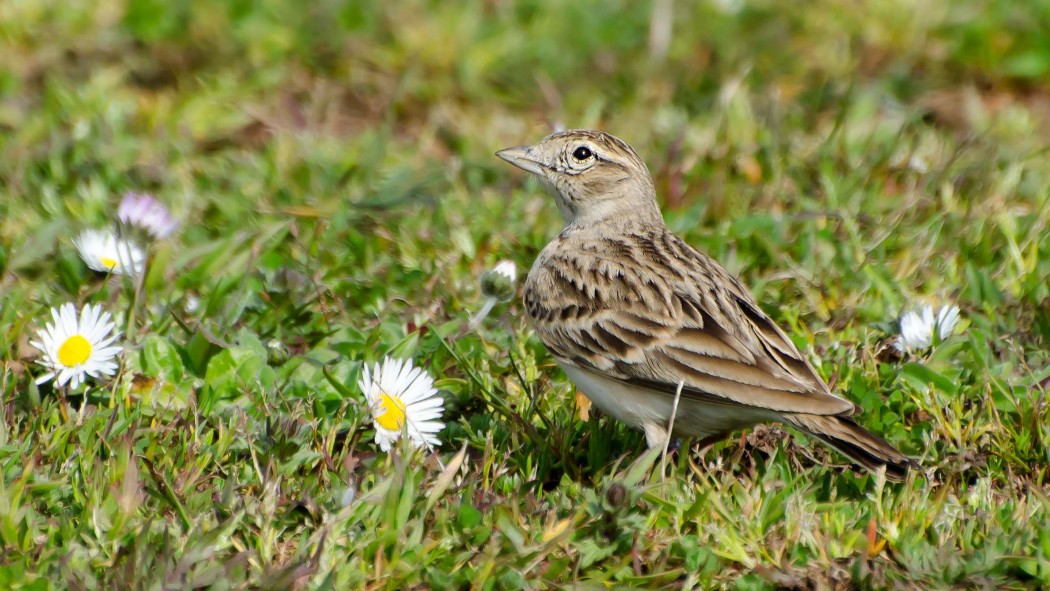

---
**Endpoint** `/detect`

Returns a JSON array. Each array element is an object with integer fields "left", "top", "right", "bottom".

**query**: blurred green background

[{"left": 1, "top": 0, "right": 1049, "bottom": 589}]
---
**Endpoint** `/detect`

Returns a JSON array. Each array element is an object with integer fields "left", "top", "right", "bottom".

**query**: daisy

[
  {"left": 481, "top": 260, "right": 517, "bottom": 302},
  {"left": 30, "top": 302, "right": 123, "bottom": 388},
  {"left": 359, "top": 357, "right": 444, "bottom": 452},
  {"left": 471, "top": 260, "right": 517, "bottom": 328},
  {"left": 117, "top": 192, "right": 179, "bottom": 239},
  {"left": 74, "top": 229, "right": 146, "bottom": 277},
  {"left": 894, "top": 305, "right": 961, "bottom": 353}
]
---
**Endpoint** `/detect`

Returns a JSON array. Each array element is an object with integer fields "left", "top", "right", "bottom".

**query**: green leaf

[
  {"left": 900, "top": 362, "right": 958, "bottom": 395},
  {"left": 139, "top": 335, "right": 184, "bottom": 378},
  {"left": 622, "top": 445, "right": 662, "bottom": 486},
  {"left": 458, "top": 502, "right": 482, "bottom": 529},
  {"left": 426, "top": 444, "right": 467, "bottom": 513}
]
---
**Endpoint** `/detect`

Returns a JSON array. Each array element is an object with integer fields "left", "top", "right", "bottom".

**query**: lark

[{"left": 497, "top": 129, "right": 916, "bottom": 481}]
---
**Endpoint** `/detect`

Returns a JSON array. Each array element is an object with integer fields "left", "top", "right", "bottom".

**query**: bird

[{"left": 496, "top": 129, "right": 917, "bottom": 481}]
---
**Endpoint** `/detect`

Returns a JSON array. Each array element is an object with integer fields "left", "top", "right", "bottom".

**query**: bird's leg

[
  {"left": 644, "top": 422, "right": 668, "bottom": 448},
  {"left": 659, "top": 380, "right": 685, "bottom": 478}
]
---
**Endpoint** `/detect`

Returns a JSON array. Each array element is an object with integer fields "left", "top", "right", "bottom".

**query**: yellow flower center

[
  {"left": 375, "top": 393, "right": 407, "bottom": 431},
  {"left": 58, "top": 335, "right": 92, "bottom": 367},
  {"left": 100, "top": 256, "right": 118, "bottom": 269}
]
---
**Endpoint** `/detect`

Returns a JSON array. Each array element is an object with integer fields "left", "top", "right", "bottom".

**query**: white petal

[
  {"left": 93, "top": 361, "right": 119, "bottom": 375},
  {"left": 407, "top": 398, "right": 444, "bottom": 412},
  {"left": 409, "top": 411, "right": 444, "bottom": 423},
  {"left": 411, "top": 419, "right": 445, "bottom": 432},
  {"left": 393, "top": 360, "right": 415, "bottom": 390},
  {"left": 94, "top": 334, "right": 120, "bottom": 350},
  {"left": 79, "top": 303, "right": 98, "bottom": 334},
  {"left": 399, "top": 382, "right": 435, "bottom": 404},
  {"left": 93, "top": 345, "right": 122, "bottom": 358},
  {"left": 936, "top": 305, "right": 960, "bottom": 339},
  {"left": 374, "top": 430, "right": 396, "bottom": 452},
  {"left": 60, "top": 304, "right": 77, "bottom": 333},
  {"left": 359, "top": 363, "right": 374, "bottom": 398},
  {"left": 56, "top": 369, "right": 72, "bottom": 387},
  {"left": 493, "top": 260, "right": 517, "bottom": 280}
]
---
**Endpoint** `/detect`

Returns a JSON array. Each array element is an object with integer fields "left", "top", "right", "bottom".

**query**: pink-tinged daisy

[{"left": 118, "top": 192, "right": 179, "bottom": 239}]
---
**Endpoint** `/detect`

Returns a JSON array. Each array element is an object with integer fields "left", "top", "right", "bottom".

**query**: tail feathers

[{"left": 785, "top": 413, "right": 918, "bottom": 482}]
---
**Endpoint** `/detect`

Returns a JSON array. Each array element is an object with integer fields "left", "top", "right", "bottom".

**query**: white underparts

[{"left": 558, "top": 359, "right": 781, "bottom": 447}]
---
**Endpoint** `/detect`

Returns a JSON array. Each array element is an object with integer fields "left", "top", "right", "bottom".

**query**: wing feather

[{"left": 524, "top": 229, "right": 856, "bottom": 417}]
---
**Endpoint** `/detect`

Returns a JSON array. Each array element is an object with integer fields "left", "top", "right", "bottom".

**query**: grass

[{"left": 1, "top": 0, "right": 1049, "bottom": 588}]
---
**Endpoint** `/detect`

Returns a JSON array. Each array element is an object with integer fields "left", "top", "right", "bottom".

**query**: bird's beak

[{"left": 496, "top": 145, "right": 547, "bottom": 177}]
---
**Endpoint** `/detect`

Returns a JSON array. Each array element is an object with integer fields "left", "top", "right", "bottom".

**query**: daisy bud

[
  {"left": 266, "top": 339, "right": 290, "bottom": 365},
  {"left": 605, "top": 482, "right": 628, "bottom": 508},
  {"left": 480, "top": 260, "right": 517, "bottom": 302}
]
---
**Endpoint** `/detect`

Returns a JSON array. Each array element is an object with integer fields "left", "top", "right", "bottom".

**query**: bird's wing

[{"left": 523, "top": 230, "right": 856, "bottom": 416}]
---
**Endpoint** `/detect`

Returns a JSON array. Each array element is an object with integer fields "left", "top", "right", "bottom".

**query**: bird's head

[{"left": 497, "top": 130, "right": 661, "bottom": 227}]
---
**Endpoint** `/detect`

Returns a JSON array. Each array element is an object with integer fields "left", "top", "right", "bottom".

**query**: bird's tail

[{"left": 784, "top": 413, "right": 918, "bottom": 482}]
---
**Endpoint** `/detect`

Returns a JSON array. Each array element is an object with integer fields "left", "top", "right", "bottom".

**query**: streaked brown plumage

[{"left": 497, "top": 129, "right": 916, "bottom": 481}]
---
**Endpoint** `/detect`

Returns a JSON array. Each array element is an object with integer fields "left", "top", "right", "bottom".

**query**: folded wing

[{"left": 524, "top": 230, "right": 857, "bottom": 417}]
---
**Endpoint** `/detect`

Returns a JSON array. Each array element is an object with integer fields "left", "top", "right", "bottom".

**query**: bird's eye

[{"left": 572, "top": 146, "right": 593, "bottom": 161}]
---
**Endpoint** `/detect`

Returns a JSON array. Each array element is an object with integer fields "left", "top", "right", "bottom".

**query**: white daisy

[
  {"left": 30, "top": 302, "right": 123, "bottom": 388},
  {"left": 359, "top": 357, "right": 444, "bottom": 452},
  {"left": 894, "top": 304, "right": 961, "bottom": 353},
  {"left": 74, "top": 229, "right": 146, "bottom": 277},
  {"left": 117, "top": 192, "right": 179, "bottom": 239}
]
